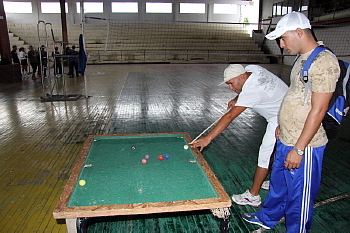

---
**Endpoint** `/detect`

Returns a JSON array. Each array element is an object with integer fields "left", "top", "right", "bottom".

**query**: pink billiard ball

[
  {"left": 141, "top": 159, "right": 147, "bottom": 164},
  {"left": 158, "top": 155, "right": 164, "bottom": 160},
  {"left": 145, "top": 155, "right": 150, "bottom": 160}
]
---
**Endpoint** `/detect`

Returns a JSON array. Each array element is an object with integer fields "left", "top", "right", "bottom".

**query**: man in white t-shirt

[{"left": 190, "top": 64, "right": 288, "bottom": 206}]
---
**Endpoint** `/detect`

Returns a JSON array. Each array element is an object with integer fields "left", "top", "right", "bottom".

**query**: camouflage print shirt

[{"left": 278, "top": 48, "right": 340, "bottom": 147}]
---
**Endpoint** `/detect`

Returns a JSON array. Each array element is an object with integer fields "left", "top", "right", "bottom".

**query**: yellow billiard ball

[{"left": 79, "top": 180, "right": 86, "bottom": 186}]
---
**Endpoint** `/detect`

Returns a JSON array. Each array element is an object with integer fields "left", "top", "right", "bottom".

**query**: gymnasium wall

[
  {"left": 259, "top": 0, "right": 350, "bottom": 65},
  {"left": 4, "top": 0, "right": 253, "bottom": 24},
  {"left": 5, "top": 0, "right": 349, "bottom": 65}
]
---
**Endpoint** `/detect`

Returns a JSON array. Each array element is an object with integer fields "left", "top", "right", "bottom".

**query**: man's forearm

[
  {"left": 206, "top": 106, "right": 247, "bottom": 140},
  {"left": 294, "top": 92, "right": 333, "bottom": 150}
]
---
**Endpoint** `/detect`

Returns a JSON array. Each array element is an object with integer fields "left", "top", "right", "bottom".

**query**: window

[
  {"left": 299, "top": 5, "right": 308, "bottom": 11},
  {"left": 77, "top": 2, "right": 80, "bottom": 13},
  {"left": 282, "top": 6, "right": 292, "bottom": 15},
  {"left": 272, "top": 0, "right": 308, "bottom": 18},
  {"left": 273, "top": 3, "right": 282, "bottom": 16},
  {"left": 77, "top": 2, "right": 103, "bottom": 13},
  {"left": 112, "top": 2, "right": 138, "bottom": 13},
  {"left": 4, "top": 1, "right": 32, "bottom": 13},
  {"left": 41, "top": 2, "right": 68, "bottom": 13},
  {"left": 213, "top": 4, "right": 237, "bottom": 14},
  {"left": 180, "top": 3, "right": 205, "bottom": 14},
  {"left": 281, "top": 3, "right": 292, "bottom": 15},
  {"left": 146, "top": 2, "right": 172, "bottom": 13},
  {"left": 299, "top": 0, "right": 308, "bottom": 11}
]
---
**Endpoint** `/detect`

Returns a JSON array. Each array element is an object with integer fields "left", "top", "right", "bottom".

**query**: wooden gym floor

[{"left": 0, "top": 63, "right": 349, "bottom": 233}]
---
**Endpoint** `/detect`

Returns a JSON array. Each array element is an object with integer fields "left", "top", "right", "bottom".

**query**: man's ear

[
  {"left": 295, "top": 28, "right": 304, "bottom": 38},
  {"left": 238, "top": 73, "right": 247, "bottom": 80}
]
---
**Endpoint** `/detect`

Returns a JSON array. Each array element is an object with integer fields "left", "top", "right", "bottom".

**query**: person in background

[
  {"left": 64, "top": 46, "right": 70, "bottom": 55},
  {"left": 38, "top": 45, "right": 48, "bottom": 78},
  {"left": 191, "top": 64, "right": 288, "bottom": 207},
  {"left": 242, "top": 11, "right": 340, "bottom": 232},
  {"left": 67, "top": 45, "right": 79, "bottom": 78},
  {"left": 11, "top": 45, "right": 20, "bottom": 64},
  {"left": 52, "top": 47, "right": 62, "bottom": 76},
  {"left": 19, "top": 47, "right": 28, "bottom": 79},
  {"left": 27, "top": 45, "right": 38, "bottom": 80}
]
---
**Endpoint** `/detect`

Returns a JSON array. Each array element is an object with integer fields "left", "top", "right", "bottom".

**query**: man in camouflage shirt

[{"left": 242, "top": 12, "right": 340, "bottom": 232}]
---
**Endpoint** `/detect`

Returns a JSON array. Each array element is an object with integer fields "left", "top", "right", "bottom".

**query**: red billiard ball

[
  {"left": 158, "top": 155, "right": 164, "bottom": 160},
  {"left": 141, "top": 159, "right": 147, "bottom": 164}
]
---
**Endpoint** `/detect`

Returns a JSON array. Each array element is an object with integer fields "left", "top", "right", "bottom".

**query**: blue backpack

[{"left": 297, "top": 46, "right": 350, "bottom": 131}]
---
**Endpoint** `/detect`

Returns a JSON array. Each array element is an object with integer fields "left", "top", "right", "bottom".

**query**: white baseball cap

[
  {"left": 265, "top": 11, "right": 311, "bottom": 40},
  {"left": 219, "top": 64, "right": 246, "bottom": 85}
]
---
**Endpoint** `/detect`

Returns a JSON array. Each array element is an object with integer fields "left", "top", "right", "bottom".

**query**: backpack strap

[
  {"left": 301, "top": 46, "right": 327, "bottom": 83},
  {"left": 344, "top": 62, "right": 350, "bottom": 99},
  {"left": 299, "top": 46, "right": 328, "bottom": 105}
]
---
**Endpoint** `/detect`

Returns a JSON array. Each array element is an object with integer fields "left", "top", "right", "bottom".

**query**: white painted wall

[{"left": 4, "top": 0, "right": 252, "bottom": 24}]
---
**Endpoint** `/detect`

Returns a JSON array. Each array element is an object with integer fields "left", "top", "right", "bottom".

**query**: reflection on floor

[{"left": 0, "top": 63, "right": 349, "bottom": 232}]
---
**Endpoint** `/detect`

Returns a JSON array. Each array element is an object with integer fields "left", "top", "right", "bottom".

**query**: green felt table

[{"left": 53, "top": 132, "right": 231, "bottom": 232}]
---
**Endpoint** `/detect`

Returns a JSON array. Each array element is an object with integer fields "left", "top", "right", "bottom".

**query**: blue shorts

[{"left": 256, "top": 140, "right": 326, "bottom": 232}]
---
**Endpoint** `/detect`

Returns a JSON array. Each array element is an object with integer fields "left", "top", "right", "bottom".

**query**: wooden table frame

[{"left": 53, "top": 132, "right": 231, "bottom": 232}]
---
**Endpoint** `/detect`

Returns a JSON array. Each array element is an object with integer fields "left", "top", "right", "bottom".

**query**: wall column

[
  {"left": 60, "top": 0, "right": 69, "bottom": 49},
  {"left": 0, "top": 0, "right": 11, "bottom": 63}
]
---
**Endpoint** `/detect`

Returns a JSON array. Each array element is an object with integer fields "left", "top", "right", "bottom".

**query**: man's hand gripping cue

[{"left": 190, "top": 136, "right": 212, "bottom": 152}]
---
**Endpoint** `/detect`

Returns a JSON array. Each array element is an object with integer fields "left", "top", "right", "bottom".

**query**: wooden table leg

[
  {"left": 220, "top": 217, "right": 230, "bottom": 233},
  {"left": 66, "top": 218, "right": 77, "bottom": 233}
]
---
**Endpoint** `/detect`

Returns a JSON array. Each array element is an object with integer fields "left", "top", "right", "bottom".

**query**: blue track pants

[{"left": 256, "top": 140, "right": 326, "bottom": 233}]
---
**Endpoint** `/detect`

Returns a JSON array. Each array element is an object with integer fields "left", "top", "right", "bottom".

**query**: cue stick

[{"left": 190, "top": 107, "right": 232, "bottom": 144}]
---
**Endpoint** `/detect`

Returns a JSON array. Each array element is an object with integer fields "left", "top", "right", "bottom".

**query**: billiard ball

[
  {"left": 79, "top": 180, "right": 86, "bottom": 186},
  {"left": 158, "top": 155, "right": 164, "bottom": 160},
  {"left": 184, "top": 145, "right": 189, "bottom": 150},
  {"left": 145, "top": 155, "right": 150, "bottom": 159},
  {"left": 164, "top": 154, "right": 170, "bottom": 159},
  {"left": 141, "top": 159, "right": 147, "bottom": 164},
  {"left": 131, "top": 146, "right": 136, "bottom": 150}
]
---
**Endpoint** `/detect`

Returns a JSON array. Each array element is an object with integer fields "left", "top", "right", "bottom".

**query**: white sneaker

[
  {"left": 261, "top": 180, "right": 270, "bottom": 190},
  {"left": 231, "top": 190, "right": 261, "bottom": 207}
]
